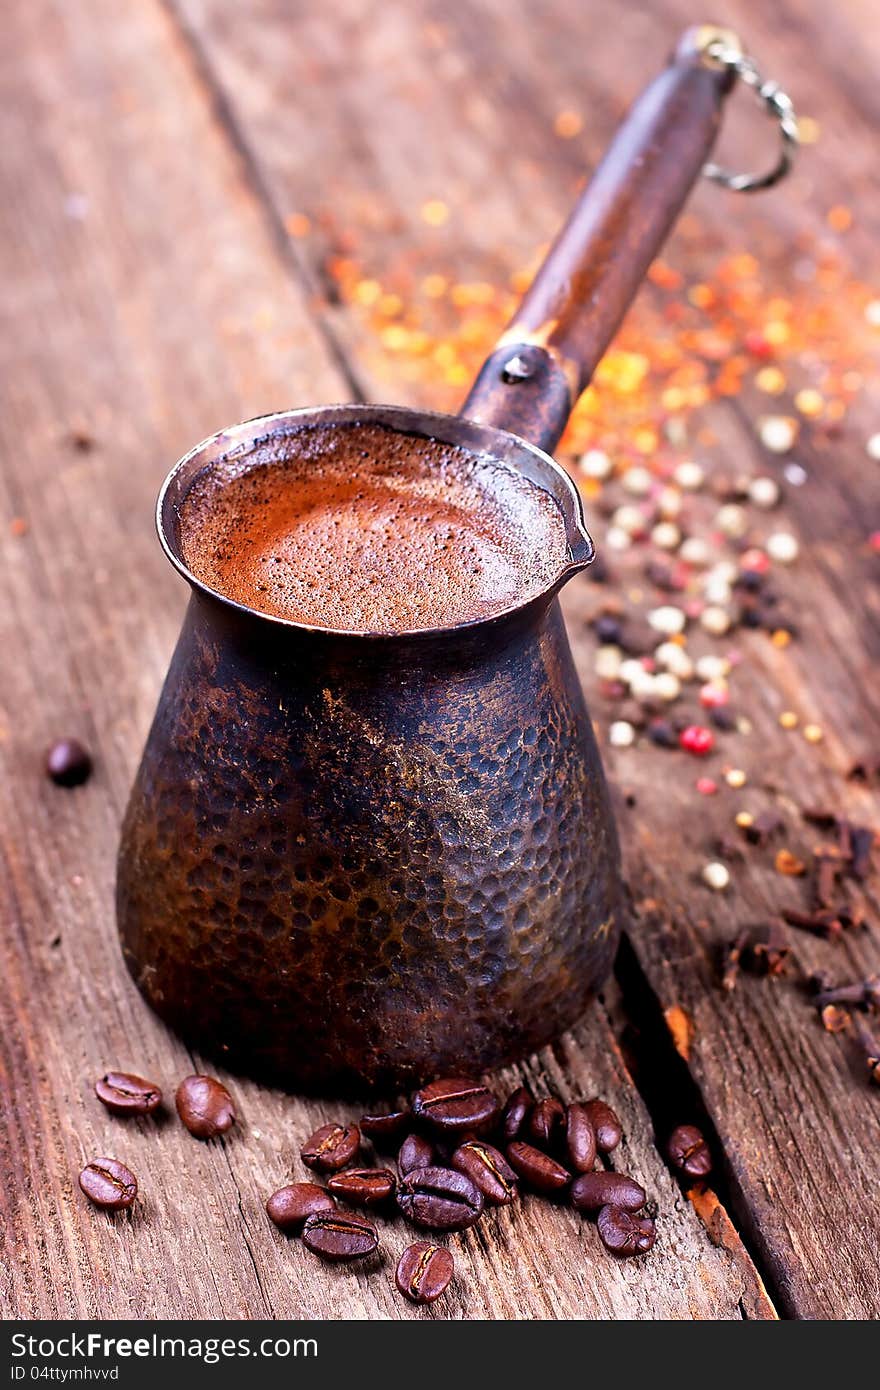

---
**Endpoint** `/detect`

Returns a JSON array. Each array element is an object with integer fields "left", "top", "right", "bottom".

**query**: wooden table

[{"left": 1, "top": 0, "right": 877, "bottom": 1320}]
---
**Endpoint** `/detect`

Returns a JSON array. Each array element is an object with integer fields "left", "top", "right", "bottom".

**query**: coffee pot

[{"left": 117, "top": 30, "right": 796, "bottom": 1089}]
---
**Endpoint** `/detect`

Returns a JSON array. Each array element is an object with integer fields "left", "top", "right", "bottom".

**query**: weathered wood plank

[
  {"left": 167, "top": 0, "right": 880, "bottom": 1318},
  {"left": 0, "top": 0, "right": 760, "bottom": 1319}
]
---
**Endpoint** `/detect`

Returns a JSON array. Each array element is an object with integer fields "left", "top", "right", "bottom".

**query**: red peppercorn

[
  {"left": 696, "top": 777, "right": 718, "bottom": 796},
  {"left": 740, "top": 548, "right": 770, "bottom": 575},
  {"left": 743, "top": 330, "right": 773, "bottom": 360},
  {"left": 679, "top": 725, "right": 715, "bottom": 756}
]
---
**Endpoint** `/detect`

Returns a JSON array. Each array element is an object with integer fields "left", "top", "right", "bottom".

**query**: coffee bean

[
  {"left": 410, "top": 1077, "right": 499, "bottom": 1134},
  {"left": 360, "top": 1109, "right": 411, "bottom": 1146},
  {"left": 564, "top": 1103, "right": 597, "bottom": 1173},
  {"left": 571, "top": 1171, "right": 646, "bottom": 1213},
  {"left": 266, "top": 1182, "right": 336, "bottom": 1233},
  {"left": 79, "top": 1157, "right": 137, "bottom": 1211},
  {"left": 301, "top": 1211, "right": 378, "bottom": 1262},
  {"left": 95, "top": 1071, "right": 162, "bottom": 1117},
  {"left": 528, "top": 1097, "right": 565, "bottom": 1148},
  {"left": 585, "top": 1099, "right": 622, "bottom": 1153},
  {"left": 175, "top": 1074, "right": 235, "bottom": 1139},
  {"left": 597, "top": 1204, "right": 656, "bottom": 1257},
  {"left": 397, "top": 1166, "right": 483, "bottom": 1231},
  {"left": 506, "top": 1141, "right": 570, "bottom": 1193},
  {"left": 398, "top": 1133, "right": 434, "bottom": 1176},
  {"left": 301, "top": 1122, "right": 360, "bottom": 1173},
  {"left": 46, "top": 739, "right": 92, "bottom": 788},
  {"left": 395, "top": 1242, "right": 454, "bottom": 1304},
  {"left": 451, "top": 1141, "right": 518, "bottom": 1205},
  {"left": 327, "top": 1167, "right": 396, "bottom": 1208},
  {"left": 667, "top": 1124, "right": 712, "bottom": 1177},
  {"left": 500, "top": 1086, "right": 532, "bottom": 1143}
]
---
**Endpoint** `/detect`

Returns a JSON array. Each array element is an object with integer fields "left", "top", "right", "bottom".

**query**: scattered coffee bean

[
  {"left": 175, "top": 1074, "right": 236, "bottom": 1139},
  {"left": 398, "top": 1133, "right": 434, "bottom": 1176},
  {"left": 95, "top": 1071, "right": 162, "bottom": 1117},
  {"left": 395, "top": 1242, "right": 454, "bottom": 1304},
  {"left": 571, "top": 1171, "right": 646, "bottom": 1213},
  {"left": 584, "top": 1099, "right": 622, "bottom": 1153},
  {"left": 564, "top": 1103, "right": 597, "bottom": 1173},
  {"left": 266, "top": 1182, "right": 336, "bottom": 1233},
  {"left": 500, "top": 1085, "right": 532, "bottom": 1143},
  {"left": 301, "top": 1122, "right": 360, "bottom": 1173},
  {"left": 411, "top": 1077, "right": 499, "bottom": 1134},
  {"left": 397, "top": 1166, "right": 484, "bottom": 1231},
  {"left": 46, "top": 738, "right": 92, "bottom": 788},
  {"left": 597, "top": 1204, "right": 656, "bottom": 1257},
  {"left": 527, "top": 1097, "right": 565, "bottom": 1148},
  {"left": 360, "top": 1109, "right": 411, "bottom": 1146},
  {"left": 327, "top": 1167, "right": 396, "bottom": 1207},
  {"left": 78, "top": 1158, "right": 137, "bottom": 1211},
  {"left": 301, "top": 1211, "right": 378, "bottom": 1262},
  {"left": 667, "top": 1124, "right": 712, "bottom": 1177},
  {"left": 506, "top": 1141, "right": 570, "bottom": 1193},
  {"left": 451, "top": 1141, "right": 518, "bottom": 1205}
]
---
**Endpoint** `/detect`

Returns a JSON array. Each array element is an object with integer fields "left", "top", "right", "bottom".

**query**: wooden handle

[{"left": 460, "top": 28, "right": 736, "bottom": 453}]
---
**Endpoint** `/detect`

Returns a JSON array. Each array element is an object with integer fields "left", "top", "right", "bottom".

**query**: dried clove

[
  {"left": 719, "top": 923, "right": 790, "bottom": 990},
  {"left": 781, "top": 909, "right": 845, "bottom": 941},
  {"left": 720, "top": 930, "right": 750, "bottom": 992},
  {"left": 846, "top": 824, "right": 876, "bottom": 882},
  {"left": 812, "top": 976, "right": 880, "bottom": 1011},
  {"left": 812, "top": 846, "right": 846, "bottom": 908},
  {"left": 748, "top": 922, "right": 791, "bottom": 977},
  {"left": 853, "top": 1019, "right": 880, "bottom": 1087},
  {"left": 847, "top": 755, "right": 880, "bottom": 785},
  {"left": 742, "top": 810, "right": 785, "bottom": 846}
]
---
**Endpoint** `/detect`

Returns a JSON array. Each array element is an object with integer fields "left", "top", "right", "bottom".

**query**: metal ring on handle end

[{"left": 699, "top": 35, "right": 800, "bottom": 193}]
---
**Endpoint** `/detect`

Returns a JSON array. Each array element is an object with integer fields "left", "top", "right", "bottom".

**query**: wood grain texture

[
  {"left": 0, "top": 0, "right": 769, "bottom": 1320},
  {"left": 166, "top": 0, "right": 880, "bottom": 1318}
]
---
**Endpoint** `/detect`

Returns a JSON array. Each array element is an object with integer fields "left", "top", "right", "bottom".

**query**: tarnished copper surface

[{"left": 118, "top": 584, "right": 622, "bottom": 1090}]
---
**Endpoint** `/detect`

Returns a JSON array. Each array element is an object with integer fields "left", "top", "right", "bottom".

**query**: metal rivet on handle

[{"left": 501, "top": 354, "right": 535, "bottom": 383}]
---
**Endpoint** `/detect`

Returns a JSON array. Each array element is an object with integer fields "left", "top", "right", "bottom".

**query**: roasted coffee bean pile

[
  {"left": 263, "top": 1075, "right": 667, "bottom": 1307},
  {"left": 80, "top": 1068, "right": 711, "bottom": 1308}
]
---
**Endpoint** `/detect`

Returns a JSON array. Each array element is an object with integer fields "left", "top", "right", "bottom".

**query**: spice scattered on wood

[
  {"left": 820, "top": 1004, "right": 851, "bottom": 1034},
  {"left": 740, "top": 810, "right": 785, "bottom": 846},
  {"left": 775, "top": 848, "right": 807, "bottom": 876},
  {"left": 721, "top": 923, "right": 791, "bottom": 990},
  {"left": 853, "top": 1020, "right": 880, "bottom": 1087},
  {"left": 810, "top": 976, "right": 880, "bottom": 1011}
]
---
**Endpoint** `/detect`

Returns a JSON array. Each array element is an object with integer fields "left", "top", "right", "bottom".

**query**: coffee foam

[{"left": 177, "top": 420, "right": 568, "bottom": 633}]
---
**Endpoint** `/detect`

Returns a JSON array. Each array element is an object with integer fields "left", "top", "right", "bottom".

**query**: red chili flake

[
  {"left": 775, "top": 848, "right": 807, "bottom": 876},
  {"left": 699, "top": 682, "right": 729, "bottom": 708},
  {"left": 679, "top": 726, "right": 715, "bottom": 757},
  {"left": 820, "top": 1004, "right": 851, "bottom": 1034},
  {"left": 696, "top": 777, "right": 718, "bottom": 796}
]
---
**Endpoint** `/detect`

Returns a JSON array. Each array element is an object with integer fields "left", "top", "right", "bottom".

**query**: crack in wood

[{"left": 613, "top": 931, "right": 783, "bottom": 1318}]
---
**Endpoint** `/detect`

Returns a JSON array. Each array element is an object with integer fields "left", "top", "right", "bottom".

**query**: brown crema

[{"left": 178, "top": 420, "right": 568, "bottom": 633}]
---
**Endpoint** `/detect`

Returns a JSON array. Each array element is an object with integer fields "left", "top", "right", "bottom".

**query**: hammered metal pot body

[
  {"left": 117, "top": 405, "right": 624, "bottom": 1091},
  {"left": 118, "top": 590, "right": 622, "bottom": 1091}
]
